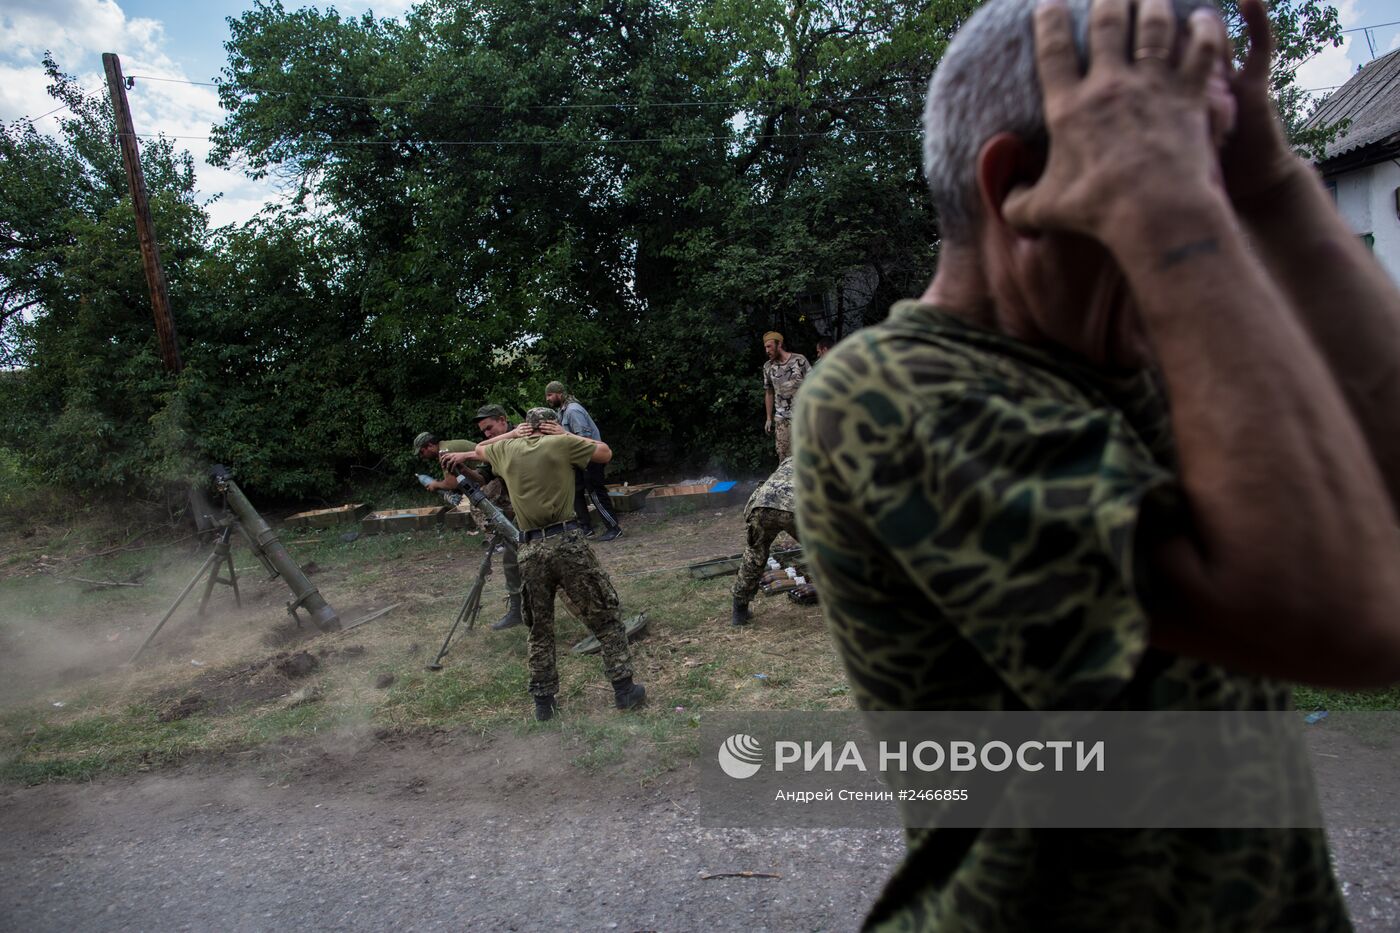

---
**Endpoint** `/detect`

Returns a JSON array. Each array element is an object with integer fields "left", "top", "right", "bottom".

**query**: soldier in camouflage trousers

[
  {"left": 443, "top": 406, "right": 645, "bottom": 721},
  {"left": 731, "top": 457, "right": 798, "bottom": 626},
  {"left": 519, "top": 531, "right": 633, "bottom": 699}
]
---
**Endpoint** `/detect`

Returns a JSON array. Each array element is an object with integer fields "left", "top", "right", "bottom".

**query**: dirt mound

[
  {"left": 274, "top": 651, "right": 318, "bottom": 677},
  {"left": 157, "top": 649, "right": 328, "bottom": 718}
]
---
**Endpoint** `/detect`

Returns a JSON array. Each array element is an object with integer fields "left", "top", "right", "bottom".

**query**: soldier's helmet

[{"left": 525, "top": 407, "right": 559, "bottom": 429}]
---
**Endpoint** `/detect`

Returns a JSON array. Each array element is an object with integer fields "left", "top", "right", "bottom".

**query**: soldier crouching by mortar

[
  {"left": 731, "top": 457, "right": 799, "bottom": 626},
  {"left": 441, "top": 407, "right": 646, "bottom": 721},
  {"left": 414, "top": 418, "right": 524, "bottom": 631}
]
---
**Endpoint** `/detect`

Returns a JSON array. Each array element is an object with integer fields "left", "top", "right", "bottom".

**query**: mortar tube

[{"left": 222, "top": 479, "right": 341, "bottom": 632}]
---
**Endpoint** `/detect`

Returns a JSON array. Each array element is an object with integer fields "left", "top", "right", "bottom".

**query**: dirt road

[
  {"left": 3, "top": 724, "right": 1398, "bottom": 932},
  {"left": 0, "top": 729, "right": 902, "bottom": 932}
]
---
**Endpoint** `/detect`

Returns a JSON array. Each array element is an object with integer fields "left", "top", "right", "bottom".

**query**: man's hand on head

[
  {"left": 534, "top": 420, "right": 565, "bottom": 436},
  {"left": 1218, "top": 0, "right": 1305, "bottom": 205},
  {"left": 1002, "top": 0, "right": 1229, "bottom": 241},
  {"left": 440, "top": 451, "right": 482, "bottom": 470}
]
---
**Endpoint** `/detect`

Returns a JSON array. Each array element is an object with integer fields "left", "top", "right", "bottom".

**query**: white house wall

[{"left": 1333, "top": 160, "right": 1400, "bottom": 284}]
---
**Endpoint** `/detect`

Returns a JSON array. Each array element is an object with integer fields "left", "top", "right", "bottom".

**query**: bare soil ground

[{"left": 1, "top": 504, "right": 1397, "bottom": 930}]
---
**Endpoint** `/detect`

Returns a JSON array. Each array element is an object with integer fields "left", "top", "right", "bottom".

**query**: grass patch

[
  {"left": 1293, "top": 685, "right": 1400, "bottom": 712},
  {"left": 0, "top": 704, "right": 211, "bottom": 784},
  {"left": 0, "top": 503, "right": 847, "bottom": 785}
]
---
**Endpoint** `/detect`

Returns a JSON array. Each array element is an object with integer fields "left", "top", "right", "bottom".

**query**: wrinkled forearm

[{"left": 1110, "top": 192, "right": 1400, "bottom": 683}]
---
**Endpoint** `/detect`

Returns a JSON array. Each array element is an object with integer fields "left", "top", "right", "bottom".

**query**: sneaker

[
  {"left": 534, "top": 696, "right": 557, "bottom": 721},
  {"left": 597, "top": 527, "right": 623, "bottom": 542}
]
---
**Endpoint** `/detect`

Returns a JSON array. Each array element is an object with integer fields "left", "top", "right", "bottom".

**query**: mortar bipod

[{"left": 129, "top": 523, "right": 241, "bottom": 664}]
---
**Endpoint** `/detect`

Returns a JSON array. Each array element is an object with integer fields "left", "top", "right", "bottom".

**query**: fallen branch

[
  {"left": 699, "top": 871, "right": 781, "bottom": 881},
  {"left": 54, "top": 576, "right": 144, "bottom": 588}
]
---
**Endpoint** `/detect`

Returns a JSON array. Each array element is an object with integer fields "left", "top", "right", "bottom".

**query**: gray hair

[{"left": 922, "top": 0, "right": 1211, "bottom": 242}]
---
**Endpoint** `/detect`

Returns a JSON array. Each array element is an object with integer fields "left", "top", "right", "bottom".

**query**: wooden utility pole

[{"left": 103, "top": 52, "right": 183, "bottom": 374}]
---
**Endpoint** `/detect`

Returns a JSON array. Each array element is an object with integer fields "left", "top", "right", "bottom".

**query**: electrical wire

[
  {"left": 116, "top": 127, "right": 920, "bottom": 147},
  {"left": 124, "top": 72, "right": 923, "bottom": 111}
]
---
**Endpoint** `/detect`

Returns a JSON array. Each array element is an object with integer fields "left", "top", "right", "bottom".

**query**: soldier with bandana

[
  {"left": 761, "top": 331, "right": 810, "bottom": 461},
  {"left": 442, "top": 407, "right": 646, "bottom": 721},
  {"left": 730, "top": 458, "right": 799, "bottom": 626}
]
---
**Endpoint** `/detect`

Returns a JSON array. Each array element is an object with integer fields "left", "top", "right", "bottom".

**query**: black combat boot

[
  {"left": 491, "top": 593, "right": 524, "bottom": 631},
  {"left": 534, "top": 695, "right": 557, "bottom": 721},
  {"left": 731, "top": 599, "right": 752, "bottom": 627},
  {"left": 612, "top": 677, "right": 647, "bottom": 710}
]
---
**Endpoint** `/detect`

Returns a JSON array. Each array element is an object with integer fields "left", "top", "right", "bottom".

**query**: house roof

[{"left": 1304, "top": 46, "right": 1400, "bottom": 168}]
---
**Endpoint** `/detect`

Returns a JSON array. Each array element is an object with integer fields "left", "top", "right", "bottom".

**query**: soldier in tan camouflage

[
  {"left": 761, "top": 331, "right": 810, "bottom": 461},
  {"left": 441, "top": 406, "right": 645, "bottom": 721},
  {"left": 731, "top": 457, "right": 798, "bottom": 626}
]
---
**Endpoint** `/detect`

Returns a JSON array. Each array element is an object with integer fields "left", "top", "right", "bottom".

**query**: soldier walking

[
  {"left": 442, "top": 407, "right": 645, "bottom": 721},
  {"left": 731, "top": 457, "right": 799, "bottom": 627}
]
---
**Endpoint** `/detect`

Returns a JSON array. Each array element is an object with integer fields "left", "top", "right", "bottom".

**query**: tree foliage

[{"left": 0, "top": 0, "right": 1346, "bottom": 500}]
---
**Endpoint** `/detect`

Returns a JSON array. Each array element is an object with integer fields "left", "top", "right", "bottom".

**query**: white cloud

[
  {"left": 1294, "top": 0, "right": 1364, "bottom": 94},
  {"left": 0, "top": 0, "right": 285, "bottom": 228},
  {"left": 337, "top": 0, "right": 418, "bottom": 18}
]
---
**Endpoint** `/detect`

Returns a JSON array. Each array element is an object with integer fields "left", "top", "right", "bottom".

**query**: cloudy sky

[{"left": 2, "top": 0, "right": 1397, "bottom": 230}]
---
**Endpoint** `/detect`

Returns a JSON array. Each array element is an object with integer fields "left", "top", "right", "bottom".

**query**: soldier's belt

[{"left": 520, "top": 520, "right": 582, "bottom": 542}]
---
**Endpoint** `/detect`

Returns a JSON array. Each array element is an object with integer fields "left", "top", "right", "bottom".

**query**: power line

[
  {"left": 124, "top": 72, "right": 921, "bottom": 111},
  {"left": 22, "top": 103, "right": 70, "bottom": 122},
  {"left": 1340, "top": 19, "right": 1399, "bottom": 33},
  {"left": 117, "top": 127, "right": 920, "bottom": 147}
]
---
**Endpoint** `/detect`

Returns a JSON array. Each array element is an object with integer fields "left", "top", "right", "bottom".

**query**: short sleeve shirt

[
  {"left": 792, "top": 301, "right": 1348, "bottom": 932},
  {"left": 763, "top": 353, "right": 811, "bottom": 420},
  {"left": 482, "top": 434, "right": 596, "bottom": 530}
]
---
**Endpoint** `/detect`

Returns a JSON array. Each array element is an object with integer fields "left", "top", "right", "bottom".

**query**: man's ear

[{"left": 976, "top": 132, "right": 1041, "bottom": 233}]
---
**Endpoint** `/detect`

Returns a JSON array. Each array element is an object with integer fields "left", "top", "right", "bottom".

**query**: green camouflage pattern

[
  {"left": 518, "top": 531, "right": 632, "bottom": 698},
  {"left": 732, "top": 506, "right": 800, "bottom": 604},
  {"left": 792, "top": 300, "right": 1349, "bottom": 932},
  {"left": 745, "top": 458, "right": 796, "bottom": 516}
]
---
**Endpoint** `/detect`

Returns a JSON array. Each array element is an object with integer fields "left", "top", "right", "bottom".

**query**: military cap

[
  {"left": 475, "top": 404, "right": 508, "bottom": 421},
  {"left": 762, "top": 330, "right": 783, "bottom": 345},
  {"left": 526, "top": 406, "right": 560, "bottom": 428},
  {"left": 545, "top": 380, "right": 568, "bottom": 395},
  {"left": 412, "top": 431, "right": 435, "bottom": 452}
]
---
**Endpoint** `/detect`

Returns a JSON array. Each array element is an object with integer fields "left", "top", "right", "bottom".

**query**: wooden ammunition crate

[
  {"left": 605, "top": 484, "right": 656, "bottom": 513},
  {"left": 443, "top": 509, "right": 479, "bottom": 531},
  {"left": 360, "top": 506, "right": 447, "bottom": 535},
  {"left": 284, "top": 503, "right": 370, "bottom": 530}
]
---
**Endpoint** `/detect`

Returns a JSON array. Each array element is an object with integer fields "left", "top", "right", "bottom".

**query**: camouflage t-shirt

[
  {"left": 763, "top": 353, "right": 812, "bottom": 421},
  {"left": 793, "top": 301, "right": 1349, "bottom": 932},
  {"left": 745, "top": 457, "right": 796, "bottom": 517}
]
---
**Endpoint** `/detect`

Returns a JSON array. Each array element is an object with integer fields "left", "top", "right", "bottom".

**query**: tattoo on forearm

[{"left": 1161, "top": 237, "right": 1220, "bottom": 269}]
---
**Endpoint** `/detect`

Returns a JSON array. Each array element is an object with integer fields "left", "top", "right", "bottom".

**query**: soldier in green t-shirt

[
  {"left": 414, "top": 430, "right": 524, "bottom": 631},
  {"left": 441, "top": 408, "right": 646, "bottom": 721}
]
